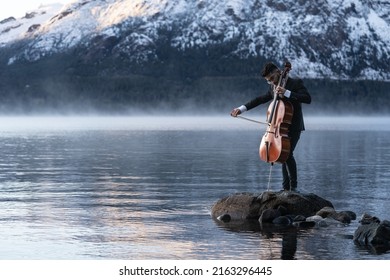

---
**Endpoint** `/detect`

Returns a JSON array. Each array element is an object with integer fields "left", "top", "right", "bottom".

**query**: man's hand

[
  {"left": 275, "top": 86, "right": 286, "bottom": 95},
  {"left": 230, "top": 108, "right": 241, "bottom": 117}
]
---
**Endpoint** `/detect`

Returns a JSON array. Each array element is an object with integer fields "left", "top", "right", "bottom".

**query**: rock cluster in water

[
  {"left": 211, "top": 191, "right": 390, "bottom": 247},
  {"left": 354, "top": 213, "right": 390, "bottom": 246}
]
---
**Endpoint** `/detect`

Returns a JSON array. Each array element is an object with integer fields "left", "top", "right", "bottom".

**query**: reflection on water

[{"left": 0, "top": 116, "right": 389, "bottom": 259}]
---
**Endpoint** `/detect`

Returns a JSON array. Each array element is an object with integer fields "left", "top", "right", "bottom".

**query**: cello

[{"left": 259, "top": 62, "right": 294, "bottom": 164}]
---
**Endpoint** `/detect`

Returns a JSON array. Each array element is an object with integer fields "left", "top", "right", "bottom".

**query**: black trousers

[{"left": 282, "top": 130, "right": 301, "bottom": 190}]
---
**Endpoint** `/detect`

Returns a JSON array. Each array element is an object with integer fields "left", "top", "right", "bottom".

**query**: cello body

[
  {"left": 259, "top": 62, "right": 294, "bottom": 164},
  {"left": 259, "top": 99, "right": 293, "bottom": 163}
]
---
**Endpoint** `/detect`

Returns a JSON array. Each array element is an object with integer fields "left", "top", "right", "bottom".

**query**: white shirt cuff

[
  {"left": 238, "top": 105, "right": 247, "bottom": 112},
  {"left": 284, "top": 90, "right": 291, "bottom": 98}
]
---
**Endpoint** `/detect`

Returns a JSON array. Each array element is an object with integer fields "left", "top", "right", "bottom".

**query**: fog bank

[{"left": 0, "top": 115, "right": 389, "bottom": 132}]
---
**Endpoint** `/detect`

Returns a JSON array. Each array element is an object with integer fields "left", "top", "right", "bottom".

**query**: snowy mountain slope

[
  {"left": 0, "top": 4, "right": 63, "bottom": 46},
  {"left": 0, "top": 0, "right": 389, "bottom": 80}
]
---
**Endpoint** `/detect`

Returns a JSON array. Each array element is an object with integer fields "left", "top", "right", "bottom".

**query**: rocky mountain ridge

[{"left": 1, "top": 0, "right": 389, "bottom": 80}]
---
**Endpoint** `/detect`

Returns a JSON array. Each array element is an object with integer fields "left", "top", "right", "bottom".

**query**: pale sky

[{"left": 1, "top": 1, "right": 71, "bottom": 21}]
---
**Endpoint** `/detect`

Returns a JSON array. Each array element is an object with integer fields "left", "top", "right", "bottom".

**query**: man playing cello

[{"left": 231, "top": 62, "right": 311, "bottom": 191}]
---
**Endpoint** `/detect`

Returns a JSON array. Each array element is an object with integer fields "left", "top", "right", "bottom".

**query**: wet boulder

[
  {"left": 213, "top": 192, "right": 260, "bottom": 221},
  {"left": 211, "top": 191, "right": 334, "bottom": 222},
  {"left": 316, "top": 206, "right": 356, "bottom": 222},
  {"left": 353, "top": 213, "right": 390, "bottom": 245},
  {"left": 306, "top": 206, "right": 357, "bottom": 225}
]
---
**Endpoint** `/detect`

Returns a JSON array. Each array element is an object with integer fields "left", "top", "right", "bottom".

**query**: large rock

[
  {"left": 211, "top": 191, "right": 334, "bottom": 222},
  {"left": 353, "top": 213, "right": 390, "bottom": 246}
]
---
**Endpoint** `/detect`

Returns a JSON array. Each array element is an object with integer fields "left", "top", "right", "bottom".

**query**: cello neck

[
  {"left": 268, "top": 62, "right": 292, "bottom": 123},
  {"left": 276, "top": 61, "right": 291, "bottom": 91}
]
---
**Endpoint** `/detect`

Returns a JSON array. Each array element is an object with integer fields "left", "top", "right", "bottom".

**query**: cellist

[{"left": 231, "top": 62, "right": 311, "bottom": 191}]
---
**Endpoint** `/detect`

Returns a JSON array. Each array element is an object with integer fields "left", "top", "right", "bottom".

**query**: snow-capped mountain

[
  {"left": 1, "top": 0, "right": 389, "bottom": 80},
  {"left": 0, "top": 3, "right": 63, "bottom": 46}
]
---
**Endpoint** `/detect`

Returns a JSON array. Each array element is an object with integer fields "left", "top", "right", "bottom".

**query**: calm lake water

[{"left": 0, "top": 115, "right": 389, "bottom": 260}]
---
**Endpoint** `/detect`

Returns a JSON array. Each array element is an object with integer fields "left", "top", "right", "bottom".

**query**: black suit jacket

[{"left": 244, "top": 77, "right": 311, "bottom": 131}]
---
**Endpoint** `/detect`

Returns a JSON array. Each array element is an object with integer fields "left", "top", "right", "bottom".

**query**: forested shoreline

[{"left": 0, "top": 50, "right": 389, "bottom": 115}]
